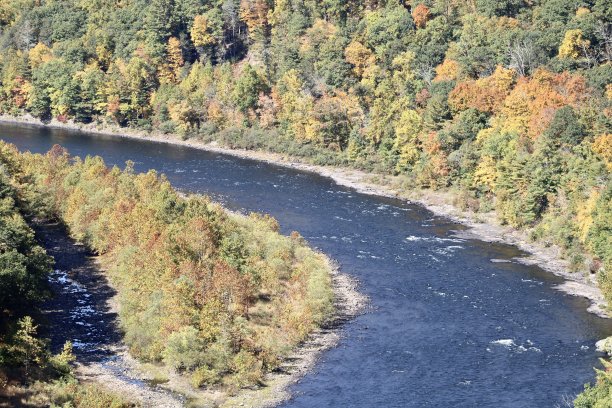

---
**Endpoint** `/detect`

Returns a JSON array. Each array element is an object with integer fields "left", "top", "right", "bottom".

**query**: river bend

[{"left": 2, "top": 122, "right": 611, "bottom": 408}]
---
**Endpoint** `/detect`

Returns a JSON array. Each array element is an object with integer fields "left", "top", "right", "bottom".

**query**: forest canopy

[
  {"left": 0, "top": 140, "right": 334, "bottom": 390},
  {"left": 0, "top": 1, "right": 608, "bottom": 273},
  {"left": 0, "top": 0, "right": 610, "bottom": 403}
]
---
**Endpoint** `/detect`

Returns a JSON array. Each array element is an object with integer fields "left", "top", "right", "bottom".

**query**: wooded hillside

[
  {"left": 0, "top": 0, "right": 610, "bottom": 403},
  {"left": 0, "top": 1, "right": 608, "bottom": 292}
]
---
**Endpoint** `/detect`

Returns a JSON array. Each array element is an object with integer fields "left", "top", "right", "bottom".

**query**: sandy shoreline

[
  {"left": 1, "top": 114, "right": 606, "bottom": 319},
  {"left": 218, "top": 265, "right": 368, "bottom": 408}
]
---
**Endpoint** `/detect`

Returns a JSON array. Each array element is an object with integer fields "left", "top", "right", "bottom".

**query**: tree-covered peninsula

[{"left": 0, "top": 140, "right": 334, "bottom": 405}]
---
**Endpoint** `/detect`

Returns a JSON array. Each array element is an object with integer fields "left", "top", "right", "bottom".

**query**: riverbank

[
  {"left": 188, "top": 264, "right": 367, "bottom": 408},
  {"left": 88, "top": 247, "right": 363, "bottom": 407},
  {"left": 0, "top": 114, "right": 607, "bottom": 320},
  {"left": 104, "top": 259, "right": 366, "bottom": 408},
  {"left": 36, "top": 218, "right": 364, "bottom": 408}
]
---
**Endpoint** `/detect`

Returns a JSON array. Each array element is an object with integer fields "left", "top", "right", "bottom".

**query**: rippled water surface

[{"left": 2, "top": 122, "right": 611, "bottom": 407}]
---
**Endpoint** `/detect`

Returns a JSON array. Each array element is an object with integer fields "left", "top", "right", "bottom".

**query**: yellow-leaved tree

[
  {"left": 434, "top": 59, "right": 460, "bottom": 82},
  {"left": 160, "top": 37, "right": 184, "bottom": 84},
  {"left": 393, "top": 109, "right": 422, "bottom": 172},
  {"left": 276, "top": 69, "right": 313, "bottom": 141},
  {"left": 344, "top": 40, "right": 375, "bottom": 78},
  {"left": 472, "top": 155, "right": 498, "bottom": 193},
  {"left": 191, "top": 15, "right": 216, "bottom": 48},
  {"left": 592, "top": 134, "right": 612, "bottom": 171},
  {"left": 558, "top": 29, "right": 590, "bottom": 59},
  {"left": 28, "top": 43, "right": 53, "bottom": 69}
]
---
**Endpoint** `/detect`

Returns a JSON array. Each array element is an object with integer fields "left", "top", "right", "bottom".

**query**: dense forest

[
  {"left": 0, "top": 0, "right": 609, "bottom": 287},
  {"left": 0, "top": 0, "right": 610, "bottom": 404},
  {"left": 0, "top": 140, "right": 334, "bottom": 403}
]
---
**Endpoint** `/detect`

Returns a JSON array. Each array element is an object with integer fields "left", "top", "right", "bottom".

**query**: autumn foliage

[
  {"left": 412, "top": 4, "right": 430, "bottom": 29},
  {"left": 0, "top": 142, "right": 333, "bottom": 389},
  {"left": 0, "top": 0, "right": 610, "bottom": 402},
  {"left": 449, "top": 66, "right": 516, "bottom": 114}
]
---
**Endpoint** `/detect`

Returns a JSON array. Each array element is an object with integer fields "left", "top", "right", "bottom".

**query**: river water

[{"left": 2, "top": 122, "right": 611, "bottom": 408}]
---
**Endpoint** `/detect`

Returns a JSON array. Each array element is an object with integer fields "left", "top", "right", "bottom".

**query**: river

[{"left": 2, "top": 121, "right": 611, "bottom": 408}]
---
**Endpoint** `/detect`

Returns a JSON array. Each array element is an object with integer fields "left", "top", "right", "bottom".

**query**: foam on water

[
  {"left": 490, "top": 339, "right": 542, "bottom": 353},
  {"left": 334, "top": 215, "right": 353, "bottom": 222},
  {"left": 406, "top": 235, "right": 465, "bottom": 243},
  {"left": 72, "top": 340, "right": 97, "bottom": 350}
]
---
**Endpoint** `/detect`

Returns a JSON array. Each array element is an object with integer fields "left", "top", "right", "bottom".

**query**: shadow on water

[
  {"left": 32, "top": 221, "right": 186, "bottom": 405},
  {"left": 34, "top": 221, "right": 121, "bottom": 362}
]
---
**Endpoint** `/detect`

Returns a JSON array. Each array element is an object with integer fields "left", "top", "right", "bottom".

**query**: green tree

[
  {"left": 575, "top": 359, "right": 612, "bottom": 408},
  {"left": 12, "top": 316, "right": 47, "bottom": 379},
  {"left": 476, "top": 0, "right": 525, "bottom": 17},
  {"left": 232, "top": 64, "right": 267, "bottom": 113},
  {"left": 145, "top": 0, "right": 179, "bottom": 58},
  {"left": 543, "top": 106, "right": 586, "bottom": 146},
  {"left": 362, "top": 4, "right": 413, "bottom": 68}
]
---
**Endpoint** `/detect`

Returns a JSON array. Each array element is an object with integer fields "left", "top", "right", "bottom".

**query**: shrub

[
  {"left": 162, "top": 326, "right": 206, "bottom": 371},
  {"left": 47, "top": 379, "right": 133, "bottom": 408},
  {"left": 226, "top": 350, "right": 263, "bottom": 389},
  {"left": 49, "top": 342, "right": 76, "bottom": 377},
  {"left": 575, "top": 360, "right": 612, "bottom": 408},
  {"left": 0, "top": 142, "right": 334, "bottom": 390},
  {"left": 191, "top": 366, "right": 220, "bottom": 388}
]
